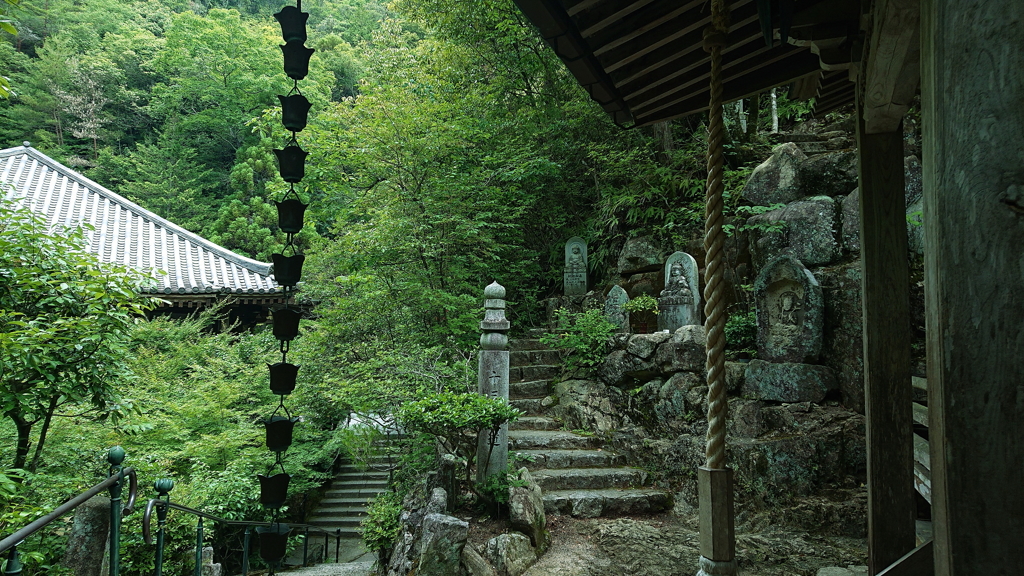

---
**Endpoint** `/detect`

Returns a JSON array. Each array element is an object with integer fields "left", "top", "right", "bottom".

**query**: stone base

[{"left": 696, "top": 555, "right": 738, "bottom": 576}]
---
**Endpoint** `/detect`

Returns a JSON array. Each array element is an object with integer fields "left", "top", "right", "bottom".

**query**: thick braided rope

[{"left": 703, "top": 2, "right": 729, "bottom": 471}]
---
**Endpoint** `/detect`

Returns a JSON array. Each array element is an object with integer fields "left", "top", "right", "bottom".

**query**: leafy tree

[{"left": 0, "top": 198, "right": 155, "bottom": 470}]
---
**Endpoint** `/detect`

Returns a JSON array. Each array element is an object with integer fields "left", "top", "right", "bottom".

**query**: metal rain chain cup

[{"left": 259, "top": 1, "right": 315, "bottom": 571}]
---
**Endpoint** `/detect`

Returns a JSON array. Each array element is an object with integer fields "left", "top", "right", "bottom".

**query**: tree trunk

[
  {"left": 12, "top": 414, "right": 32, "bottom": 470},
  {"left": 29, "top": 395, "right": 59, "bottom": 473}
]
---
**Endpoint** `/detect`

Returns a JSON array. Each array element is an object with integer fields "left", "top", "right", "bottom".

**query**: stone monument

[
  {"left": 476, "top": 281, "right": 510, "bottom": 484},
  {"left": 563, "top": 237, "right": 588, "bottom": 296},
  {"left": 604, "top": 285, "right": 630, "bottom": 333},
  {"left": 658, "top": 251, "right": 700, "bottom": 332},
  {"left": 753, "top": 255, "right": 824, "bottom": 363}
]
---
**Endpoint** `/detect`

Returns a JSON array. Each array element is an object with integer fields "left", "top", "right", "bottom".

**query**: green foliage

[
  {"left": 396, "top": 392, "right": 520, "bottom": 475},
  {"left": 476, "top": 461, "right": 529, "bottom": 506},
  {"left": 360, "top": 489, "right": 402, "bottom": 555},
  {"left": 723, "top": 202, "right": 788, "bottom": 237},
  {"left": 725, "top": 309, "right": 757, "bottom": 359},
  {"left": 621, "top": 294, "right": 659, "bottom": 315},
  {"left": 541, "top": 309, "right": 617, "bottom": 374},
  {"left": 0, "top": 198, "right": 155, "bottom": 471}
]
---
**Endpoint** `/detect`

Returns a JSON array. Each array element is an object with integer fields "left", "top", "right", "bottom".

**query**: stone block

[
  {"left": 626, "top": 332, "right": 671, "bottom": 359},
  {"left": 798, "top": 150, "right": 858, "bottom": 197},
  {"left": 419, "top": 513, "right": 469, "bottom": 576},
  {"left": 462, "top": 544, "right": 498, "bottom": 576},
  {"left": 618, "top": 236, "right": 663, "bottom": 275},
  {"left": 748, "top": 196, "right": 840, "bottom": 268},
  {"left": 485, "top": 533, "right": 536, "bottom": 576},
  {"left": 741, "top": 142, "right": 807, "bottom": 205},
  {"left": 509, "top": 467, "right": 549, "bottom": 554},
  {"left": 62, "top": 495, "right": 110, "bottom": 576},
  {"left": 742, "top": 360, "right": 837, "bottom": 403},
  {"left": 652, "top": 325, "right": 706, "bottom": 374}
]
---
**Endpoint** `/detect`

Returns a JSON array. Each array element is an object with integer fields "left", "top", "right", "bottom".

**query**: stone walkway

[{"left": 278, "top": 561, "right": 376, "bottom": 576}]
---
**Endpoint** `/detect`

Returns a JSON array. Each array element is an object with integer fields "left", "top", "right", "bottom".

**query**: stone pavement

[{"left": 278, "top": 560, "right": 376, "bottom": 576}]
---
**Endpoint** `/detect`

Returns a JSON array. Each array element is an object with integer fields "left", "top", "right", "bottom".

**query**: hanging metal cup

[
  {"left": 272, "top": 253, "right": 305, "bottom": 287},
  {"left": 278, "top": 94, "right": 312, "bottom": 132},
  {"left": 257, "top": 473, "right": 291, "bottom": 509},
  {"left": 273, "top": 6, "right": 308, "bottom": 43},
  {"left": 257, "top": 523, "right": 291, "bottom": 565},
  {"left": 268, "top": 362, "right": 300, "bottom": 395},
  {"left": 275, "top": 198, "right": 307, "bottom": 234},
  {"left": 264, "top": 416, "right": 299, "bottom": 452},
  {"left": 272, "top": 307, "right": 301, "bottom": 341},
  {"left": 274, "top": 145, "right": 308, "bottom": 183},
  {"left": 281, "top": 41, "right": 315, "bottom": 81}
]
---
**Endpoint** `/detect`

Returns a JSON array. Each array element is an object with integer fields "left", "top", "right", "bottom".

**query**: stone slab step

[
  {"left": 510, "top": 398, "right": 545, "bottom": 415},
  {"left": 332, "top": 471, "right": 390, "bottom": 482},
  {"left": 324, "top": 487, "right": 389, "bottom": 499},
  {"left": 319, "top": 496, "right": 377, "bottom": 507},
  {"left": 509, "top": 338, "right": 550, "bottom": 352},
  {"left": 314, "top": 504, "right": 369, "bottom": 515},
  {"left": 543, "top": 489, "right": 673, "bottom": 518},
  {"left": 532, "top": 467, "right": 648, "bottom": 491},
  {"left": 306, "top": 525, "right": 362, "bottom": 539},
  {"left": 510, "top": 365, "right": 560, "bottom": 384},
  {"left": 306, "top": 517, "right": 365, "bottom": 529},
  {"left": 510, "top": 379, "right": 552, "bottom": 399},
  {"left": 516, "top": 449, "right": 625, "bottom": 469},
  {"left": 508, "top": 430, "right": 601, "bottom": 450},
  {"left": 509, "top": 416, "right": 561, "bottom": 431},
  {"left": 510, "top": 349, "right": 562, "bottom": 367}
]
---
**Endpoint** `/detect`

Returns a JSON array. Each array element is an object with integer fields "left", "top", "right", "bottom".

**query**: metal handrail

[
  {"left": 142, "top": 496, "right": 346, "bottom": 574},
  {"left": 0, "top": 468, "right": 136, "bottom": 555}
]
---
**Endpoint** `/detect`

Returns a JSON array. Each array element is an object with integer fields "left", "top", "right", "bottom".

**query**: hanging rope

[{"left": 703, "top": 0, "right": 730, "bottom": 471}]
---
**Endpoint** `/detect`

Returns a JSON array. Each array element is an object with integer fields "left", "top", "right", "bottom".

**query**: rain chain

[{"left": 257, "top": 1, "right": 314, "bottom": 572}]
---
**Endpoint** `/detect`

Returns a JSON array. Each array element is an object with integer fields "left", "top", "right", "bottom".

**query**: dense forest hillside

[{"left": 0, "top": 1, "right": 815, "bottom": 572}]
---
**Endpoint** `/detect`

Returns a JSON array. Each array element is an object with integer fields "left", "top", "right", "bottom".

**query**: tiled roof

[{"left": 0, "top": 143, "right": 280, "bottom": 295}]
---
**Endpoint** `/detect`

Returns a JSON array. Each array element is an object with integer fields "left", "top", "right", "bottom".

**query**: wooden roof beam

[{"left": 860, "top": 0, "right": 920, "bottom": 134}]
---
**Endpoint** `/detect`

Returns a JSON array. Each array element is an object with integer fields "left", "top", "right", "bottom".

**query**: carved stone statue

[
  {"left": 658, "top": 252, "right": 700, "bottom": 331},
  {"left": 563, "top": 237, "right": 588, "bottom": 296}
]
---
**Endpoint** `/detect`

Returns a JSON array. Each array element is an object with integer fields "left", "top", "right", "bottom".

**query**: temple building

[{"left": 0, "top": 142, "right": 286, "bottom": 325}]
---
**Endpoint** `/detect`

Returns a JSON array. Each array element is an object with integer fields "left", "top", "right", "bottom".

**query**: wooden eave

[{"left": 513, "top": 0, "right": 863, "bottom": 127}]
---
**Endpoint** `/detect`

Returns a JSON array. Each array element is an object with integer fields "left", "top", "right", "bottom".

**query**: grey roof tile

[{"left": 0, "top": 144, "right": 280, "bottom": 295}]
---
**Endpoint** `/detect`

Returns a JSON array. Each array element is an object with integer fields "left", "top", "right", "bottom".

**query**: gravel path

[{"left": 279, "top": 561, "right": 376, "bottom": 576}]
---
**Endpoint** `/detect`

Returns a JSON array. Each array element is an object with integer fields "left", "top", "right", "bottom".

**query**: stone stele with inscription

[
  {"left": 753, "top": 255, "right": 824, "bottom": 363},
  {"left": 563, "top": 237, "right": 588, "bottom": 296},
  {"left": 658, "top": 251, "right": 700, "bottom": 332},
  {"left": 604, "top": 285, "right": 630, "bottom": 333}
]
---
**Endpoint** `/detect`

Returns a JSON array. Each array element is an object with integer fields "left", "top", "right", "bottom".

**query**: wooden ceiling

[{"left": 513, "top": 0, "right": 864, "bottom": 127}]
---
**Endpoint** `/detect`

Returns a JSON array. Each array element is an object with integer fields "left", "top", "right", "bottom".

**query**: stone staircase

[
  {"left": 307, "top": 457, "right": 393, "bottom": 540},
  {"left": 508, "top": 330, "right": 672, "bottom": 518}
]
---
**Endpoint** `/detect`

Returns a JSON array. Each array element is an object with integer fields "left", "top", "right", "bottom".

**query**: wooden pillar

[
  {"left": 920, "top": 1, "right": 1024, "bottom": 574},
  {"left": 855, "top": 92, "right": 916, "bottom": 574}
]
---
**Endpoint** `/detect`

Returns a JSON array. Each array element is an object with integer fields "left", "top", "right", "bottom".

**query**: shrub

[
  {"left": 360, "top": 490, "right": 402, "bottom": 557},
  {"left": 725, "top": 309, "right": 757, "bottom": 359},
  {"left": 541, "top": 309, "right": 617, "bottom": 374}
]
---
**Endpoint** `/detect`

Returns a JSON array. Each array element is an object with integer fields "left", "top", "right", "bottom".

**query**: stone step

[
  {"left": 509, "top": 338, "right": 550, "bottom": 352},
  {"left": 510, "top": 349, "right": 562, "bottom": 367},
  {"left": 324, "top": 486, "right": 389, "bottom": 499},
  {"left": 543, "top": 488, "right": 673, "bottom": 518},
  {"left": 532, "top": 467, "right": 648, "bottom": 491},
  {"left": 509, "top": 416, "right": 561, "bottom": 431},
  {"left": 516, "top": 449, "right": 625, "bottom": 469},
  {"left": 306, "top": 516, "right": 365, "bottom": 529},
  {"left": 510, "top": 397, "right": 545, "bottom": 415},
  {"left": 319, "top": 496, "right": 377, "bottom": 507},
  {"left": 510, "top": 365, "right": 560, "bottom": 384},
  {"left": 796, "top": 141, "right": 828, "bottom": 154},
  {"left": 510, "top": 379, "right": 552, "bottom": 399},
  {"left": 314, "top": 504, "right": 369, "bottom": 516},
  {"left": 508, "top": 430, "right": 601, "bottom": 450},
  {"left": 332, "top": 471, "right": 390, "bottom": 482},
  {"left": 305, "top": 525, "right": 362, "bottom": 539}
]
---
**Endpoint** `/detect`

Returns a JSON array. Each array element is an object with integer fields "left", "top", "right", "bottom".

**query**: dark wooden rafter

[{"left": 514, "top": 0, "right": 861, "bottom": 126}]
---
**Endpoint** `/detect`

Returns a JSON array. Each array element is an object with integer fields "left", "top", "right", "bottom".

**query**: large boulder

[
  {"left": 651, "top": 325, "right": 706, "bottom": 374},
  {"left": 742, "top": 360, "right": 837, "bottom": 403},
  {"left": 748, "top": 196, "right": 840, "bottom": 268},
  {"left": 63, "top": 496, "right": 111, "bottom": 576},
  {"left": 817, "top": 262, "right": 865, "bottom": 413},
  {"left": 509, "top": 467, "right": 549, "bottom": 554},
  {"left": 838, "top": 156, "right": 925, "bottom": 254},
  {"left": 418, "top": 513, "right": 470, "bottom": 576},
  {"left": 617, "top": 236, "right": 663, "bottom": 275},
  {"left": 552, "top": 379, "right": 626, "bottom": 433},
  {"left": 462, "top": 545, "right": 498, "bottom": 576},
  {"left": 798, "top": 151, "right": 858, "bottom": 197},
  {"left": 741, "top": 142, "right": 807, "bottom": 205},
  {"left": 485, "top": 533, "right": 537, "bottom": 576}
]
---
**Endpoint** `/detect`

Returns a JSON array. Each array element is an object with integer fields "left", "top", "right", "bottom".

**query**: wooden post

[
  {"left": 920, "top": 1, "right": 1024, "bottom": 574},
  {"left": 855, "top": 91, "right": 916, "bottom": 574}
]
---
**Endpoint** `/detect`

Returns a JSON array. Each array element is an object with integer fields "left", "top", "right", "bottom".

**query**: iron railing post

[
  {"left": 194, "top": 517, "right": 204, "bottom": 576},
  {"left": 107, "top": 447, "right": 126, "bottom": 576},
  {"left": 335, "top": 529, "right": 340, "bottom": 563},
  {"left": 152, "top": 479, "right": 174, "bottom": 576},
  {"left": 3, "top": 547, "right": 23, "bottom": 575},
  {"left": 241, "top": 526, "right": 251, "bottom": 576},
  {"left": 302, "top": 527, "right": 309, "bottom": 565}
]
